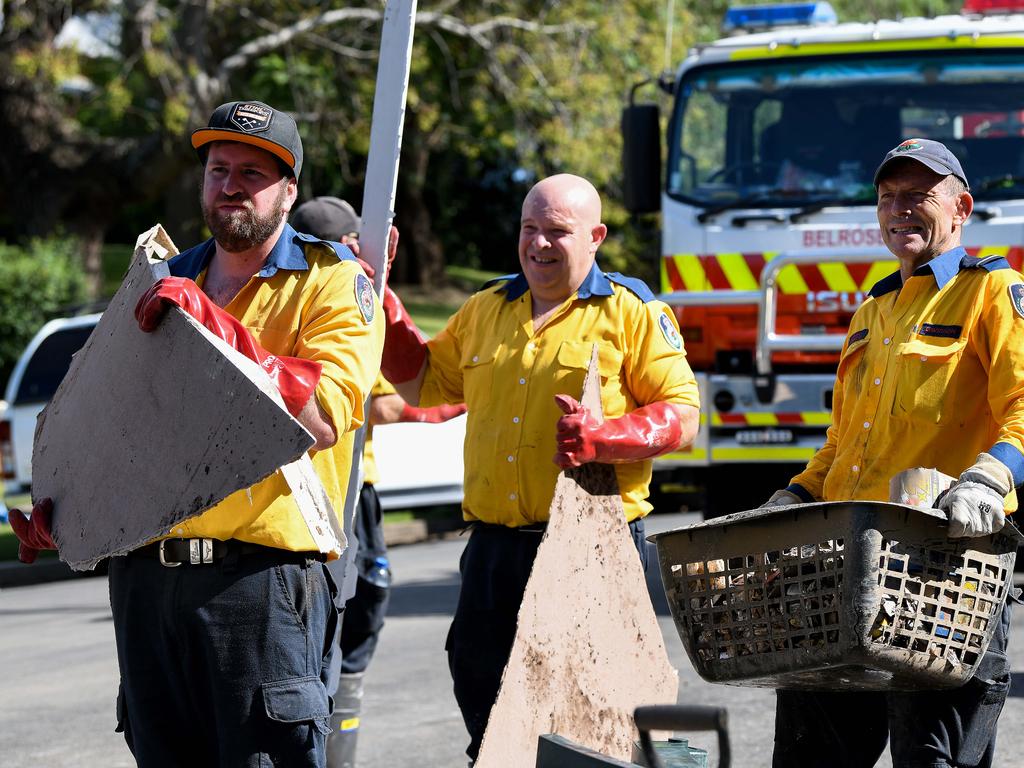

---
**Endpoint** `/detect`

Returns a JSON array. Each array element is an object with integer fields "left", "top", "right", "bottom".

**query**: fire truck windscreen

[{"left": 668, "top": 51, "right": 1024, "bottom": 208}]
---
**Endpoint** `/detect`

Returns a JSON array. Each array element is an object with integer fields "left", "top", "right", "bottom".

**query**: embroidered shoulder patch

[
  {"left": 355, "top": 273, "right": 375, "bottom": 324},
  {"left": 1010, "top": 284, "right": 1024, "bottom": 320},
  {"left": 848, "top": 328, "right": 868, "bottom": 344},
  {"left": 658, "top": 312, "right": 682, "bottom": 350}
]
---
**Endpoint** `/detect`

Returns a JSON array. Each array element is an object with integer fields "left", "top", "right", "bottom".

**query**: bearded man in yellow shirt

[
  {"left": 764, "top": 139, "right": 1024, "bottom": 768},
  {"left": 380, "top": 173, "right": 701, "bottom": 761},
  {"left": 11, "top": 101, "right": 384, "bottom": 767}
]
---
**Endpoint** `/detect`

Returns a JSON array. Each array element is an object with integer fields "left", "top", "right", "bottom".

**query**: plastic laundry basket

[{"left": 652, "top": 502, "right": 1021, "bottom": 691}]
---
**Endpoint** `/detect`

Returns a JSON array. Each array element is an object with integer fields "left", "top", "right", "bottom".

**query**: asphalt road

[{"left": 2, "top": 512, "right": 1024, "bottom": 767}]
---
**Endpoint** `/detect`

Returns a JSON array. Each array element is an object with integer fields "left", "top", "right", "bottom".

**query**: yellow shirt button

[
  {"left": 863, "top": 421, "right": 870, "bottom": 429},
  {"left": 507, "top": 455, "right": 514, "bottom": 463},
  {"left": 508, "top": 493, "right": 517, "bottom": 501},
  {"left": 519, "top": 377, "right": 526, "bottom": 385},
  {"left": 883, "top": 337, "right": 891, "bottom": 345},
  {"left": 852, "top": 465, "right": 860, "bottom": 473},
  {"left": 512, "top": 416, "right": 520, "bottom": 424},
  {"left": 873, "top": 378, "right": 881, "bottom": 386}
]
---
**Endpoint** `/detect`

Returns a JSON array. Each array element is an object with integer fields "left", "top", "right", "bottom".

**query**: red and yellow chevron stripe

[
  {"left": 660, "top": 246, "right": 1024, "bottom": 294},
  {"left": 660, "top": 251, "right": 895, "bottom": 294},
  {"left": 712, "top": 412, "right": 831, "bottom": 427}
]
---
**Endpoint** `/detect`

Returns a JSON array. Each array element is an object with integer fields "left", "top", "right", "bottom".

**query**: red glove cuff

[
  {"left": 554, "top": 398, "right": 684, "bottom": 469},
  {"left": 398, "top": 402, "right": 467, "bottom": 423},
  {"left": 381, "top": 287, "right": 427, "bottom": 384}
]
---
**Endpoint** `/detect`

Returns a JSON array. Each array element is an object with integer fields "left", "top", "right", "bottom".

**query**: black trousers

[
  {"left": 445, "top": 518, "right": 650, "bottom": 760},
  {"left": 324, "top": 483, "right": 391, "bottom": 697},
  {"left": 773, "top": 593, "right": 1017, "bottom": 768},
  {"left": 109, "top": 550, "right": 338, "bottom": 768}
]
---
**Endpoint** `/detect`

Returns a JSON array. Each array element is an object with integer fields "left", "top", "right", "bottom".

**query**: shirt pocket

[
  {"left": 892, "top": 336, "right": 967, "bottom": 425},
  {"left": 556, "top": 341, "right": 625, "bottom": 406},
  {"left": 837, "top": 336, "right": 869, "bottom": 384},
  {"left": 460, "top": 340, "right": 500, "bottom": 405}
]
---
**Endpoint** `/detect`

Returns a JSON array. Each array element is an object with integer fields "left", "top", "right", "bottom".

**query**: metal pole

[{"left": 337, "top": 0, "right": 418, "bottom": 604}]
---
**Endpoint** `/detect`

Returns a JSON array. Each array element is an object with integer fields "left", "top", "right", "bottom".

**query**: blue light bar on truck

[{"left": 722, "top": 2, "right": 838, "bottom": 34}]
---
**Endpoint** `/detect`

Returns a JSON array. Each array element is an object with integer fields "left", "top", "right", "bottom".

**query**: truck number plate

[{"left": 735, "top": 429, "right": 794, "bottom": 445}]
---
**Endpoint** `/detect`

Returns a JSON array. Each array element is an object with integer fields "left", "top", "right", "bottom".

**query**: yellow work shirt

[
  {"left": 789, "top": 247, "right": 1024, "bottom": 508},
  {"left": 162, "top": 225, "right": 384, "bottom": 554},
  {"left": 362, "top": 375, "right": 397, "bottom": 487},
  {"left": 420, "top": 264, "right": 700, "bottom": 526}
]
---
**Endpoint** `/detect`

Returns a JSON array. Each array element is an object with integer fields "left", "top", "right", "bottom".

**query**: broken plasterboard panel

[
  {"left": 34, "top": 224, "right": 336, "bottom": 570},
  {"left": 475, "top": 345, "right": 678, "bottom": 768}
]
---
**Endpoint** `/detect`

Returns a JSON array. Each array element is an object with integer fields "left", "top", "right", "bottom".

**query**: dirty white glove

[
  {"left": 938, "top": 453, "right": 1012, "bottom": 538},
  {"left": 760, "top": 489, "right": 803, "bottom": 508}
]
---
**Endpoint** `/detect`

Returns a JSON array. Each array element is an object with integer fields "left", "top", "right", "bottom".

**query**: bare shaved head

[
  {"left": 519, "top": 174, "right": 608, "bottom": 310},
  {"left": 522, "top": 174, "right": 603, "bottom": 227}
]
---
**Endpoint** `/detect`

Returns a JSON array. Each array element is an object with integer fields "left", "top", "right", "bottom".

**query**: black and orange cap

[{"left": 191, "top": 101, "right": 303, "bottom": 179}]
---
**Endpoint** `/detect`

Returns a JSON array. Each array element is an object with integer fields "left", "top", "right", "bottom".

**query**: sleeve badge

[
  {"left": 355, "top": 272, "right": 375, "bottom": 324},
  {"left": 658, "top": 311, "right": 683, "bottom": 350},
  {"left": 1010, "top": 284, "right": 1024, "bottom": 320}
]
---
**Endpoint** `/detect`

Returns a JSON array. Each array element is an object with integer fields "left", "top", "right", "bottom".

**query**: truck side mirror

[{"left": 621, "top": 102, "right": 661, "bottom": 215}]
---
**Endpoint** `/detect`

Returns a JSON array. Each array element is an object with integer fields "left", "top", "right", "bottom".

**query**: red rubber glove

[
  {"left": 134, "top": 277, "right": 322, "bottom": 417},
  {"left": 381, "top": 286, "right": 428, "bottom": 384},
  {"left": 9, "top": 498, "right": 56, "bottom": 564},
  {"left": 553, "top": 395, "right": 684, "bottom": 470},
  {"left": 398, "top": 402, "right": 467, "bottom": 423}
]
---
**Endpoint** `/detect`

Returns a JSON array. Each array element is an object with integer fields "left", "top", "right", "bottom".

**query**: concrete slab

[
  {"left": 33, "top": 225, "right": 322, "bottom": 571},
  {"left": 476, "top": 346, "right": 678, "bottom": 768}
]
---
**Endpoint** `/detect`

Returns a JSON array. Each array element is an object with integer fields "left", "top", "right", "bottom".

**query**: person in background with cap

[
  {"left": 9, "top": 101, "right": 384, "bottom": 767},
  {"left": 762, "top": 138, "right": 1024, "bottom": 767},
  {"left": 291, "top": 196, "right": 466, "bottom": 768}
]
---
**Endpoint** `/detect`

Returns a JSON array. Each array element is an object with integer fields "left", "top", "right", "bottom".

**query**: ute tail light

[
  {"left": 0, "top": 419, "right": 14, "bottom": 480},
  {"left": 962, "top": 0, "right": 1024, "bottom": 14}
]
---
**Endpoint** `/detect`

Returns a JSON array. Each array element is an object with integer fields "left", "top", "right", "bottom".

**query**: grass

[{"left": 102, "top": 243, "right": 134, "bottom": 297}]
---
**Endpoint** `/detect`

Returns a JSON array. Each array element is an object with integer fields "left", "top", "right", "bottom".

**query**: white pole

[
  {"left": 360, "top": 0, "right": 418, "bottom": 295},
  {"left": 336, "top": 0, "right": 418, "bottom": 605}
]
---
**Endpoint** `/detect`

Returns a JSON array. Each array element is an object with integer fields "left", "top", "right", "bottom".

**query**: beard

[{"left": 202, "top": 183, "right": 288, "bottom": 253}]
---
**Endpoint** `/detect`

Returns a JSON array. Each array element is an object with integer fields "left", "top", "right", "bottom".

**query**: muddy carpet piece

[
  {"left": 475, "top": 346, "right": 678, "bottom": 768},
  {"left": 34, "top": 225, "right": 327, "bottom": 571}
]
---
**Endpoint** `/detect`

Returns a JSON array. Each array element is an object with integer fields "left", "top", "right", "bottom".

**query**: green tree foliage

[{"left": 0, "top": 239, "right": 89, "bottom": 383}]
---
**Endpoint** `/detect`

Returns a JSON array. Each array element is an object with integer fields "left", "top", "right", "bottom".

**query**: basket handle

[{"left": 634, "top": 704, "right": 730, "bottom": 768}]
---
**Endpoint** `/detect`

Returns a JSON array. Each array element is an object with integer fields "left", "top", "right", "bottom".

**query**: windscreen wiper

[{"left": 696, "top": 191, "right": 791, "bottom": 223}]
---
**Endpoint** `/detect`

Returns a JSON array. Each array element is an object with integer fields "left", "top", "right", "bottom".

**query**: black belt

[
  {"left": 132, "top": 538, "right": 324, "bottom": 567},
  {"left": 472, "top": 521, "right": 547, "bottom": 534}
]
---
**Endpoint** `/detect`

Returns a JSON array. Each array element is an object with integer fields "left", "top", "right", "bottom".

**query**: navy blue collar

[
  {"left": 169, "top": 223, "right": 318, "bottom": 281},
  {"left": 868, "top": 246, "right": 969, "bottom": 298},
  {"left": 259, "top": 223, "right": 315, "bottom": 276},
  {"left": 498, "top": 261, "right": 613, "bottom": 302}
]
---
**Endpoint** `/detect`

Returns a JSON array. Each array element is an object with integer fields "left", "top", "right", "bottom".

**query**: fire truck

[{"left": 624, "top": 0, "right": 1024, "bottom": 514}]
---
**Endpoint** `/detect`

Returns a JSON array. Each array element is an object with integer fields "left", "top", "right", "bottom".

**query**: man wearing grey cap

[
  {"left": 291, "top": 197, "right": 466, "bottom": 767},
  {"left": 761, "top": 138, "right": 1024, "bottom": 767},
  {"left": 10, "top": 101, "right": 384, "bottom": 766}
]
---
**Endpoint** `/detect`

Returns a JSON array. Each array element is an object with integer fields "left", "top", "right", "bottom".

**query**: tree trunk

[{"left": 396, "top": 109, "right": 446, "bottom": 287}]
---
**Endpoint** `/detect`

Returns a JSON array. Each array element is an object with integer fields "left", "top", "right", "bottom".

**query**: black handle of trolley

[{"left": 634, "top": 704, "right": 731, "bottom": 768}]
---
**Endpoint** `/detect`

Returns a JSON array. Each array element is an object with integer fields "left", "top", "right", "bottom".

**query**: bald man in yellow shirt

[{"left": 380, "top": 173, "right": 701, "bottom": 761}]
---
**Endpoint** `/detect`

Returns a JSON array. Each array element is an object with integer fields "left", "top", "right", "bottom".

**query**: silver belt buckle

[
  {"left": 159, "top": 539, "right": 181, "bottom": 568},
  {"left": 190, "top": 538, "right": 214, "bottom": 565}
]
